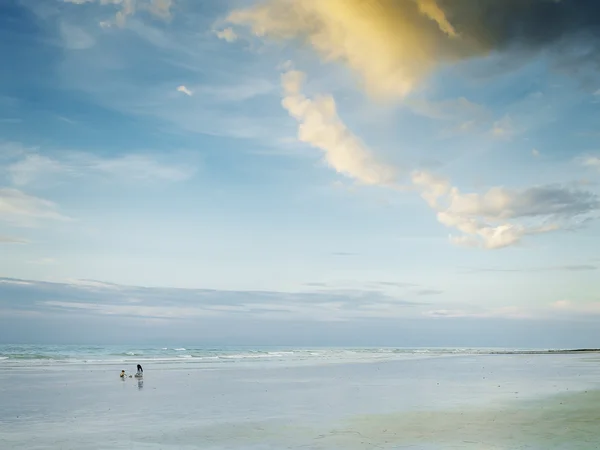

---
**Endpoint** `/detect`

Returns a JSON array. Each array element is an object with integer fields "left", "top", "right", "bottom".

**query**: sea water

[
  {"left": 0, "top": 344, "right": 584, "bottom": 368},
  {"left": 1, "top": 345, "right": 600, "bottom": 449}
]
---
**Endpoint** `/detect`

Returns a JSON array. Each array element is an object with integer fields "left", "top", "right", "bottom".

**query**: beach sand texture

[{"left": 1, "top": 348, "right": 600, "bottom": 449}]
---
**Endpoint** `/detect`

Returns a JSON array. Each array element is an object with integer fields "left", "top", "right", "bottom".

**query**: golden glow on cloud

[
  {"left": 226, "top": 0, "right": 599, "bottom": 249},
  {"left": 229, "top": 0, "right": 462, "bottom": 98},
  {"left": 416, "top": 0, "right": 457, "bottom": 38}
]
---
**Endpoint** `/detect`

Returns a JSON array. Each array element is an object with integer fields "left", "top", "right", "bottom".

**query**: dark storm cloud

[{"left": 440, "top": 0, "right": 600, "bottom": 54}]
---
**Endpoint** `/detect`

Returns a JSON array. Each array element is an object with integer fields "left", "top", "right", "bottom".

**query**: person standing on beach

[{"left": 136, "top": 364, "right": 143, "bottom": 377}]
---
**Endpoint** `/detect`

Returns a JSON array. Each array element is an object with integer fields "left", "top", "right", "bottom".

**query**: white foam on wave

[
  {"left": 0, "top": 356, "right": 8, "bottom": 361},
  {"left": 177, "top": 354, "right": 193, "bottom": 359},
  {"left": 174, "top": 348, "right": 186, "bottom": 351},
  {"left": 219, "top": 353, "right": 274, "bottom": 359}
]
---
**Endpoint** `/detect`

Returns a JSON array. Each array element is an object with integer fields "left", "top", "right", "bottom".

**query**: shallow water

[{"left": 1, "top": 351, "right": 599, "bottom": 449}]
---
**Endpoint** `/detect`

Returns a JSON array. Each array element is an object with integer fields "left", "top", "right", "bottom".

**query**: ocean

[
  {"left": 0, "top": 344, "right": 590, "bottom": 368},
  {"left": 1, "top": 345, "right": 600, "bottom": 449}
]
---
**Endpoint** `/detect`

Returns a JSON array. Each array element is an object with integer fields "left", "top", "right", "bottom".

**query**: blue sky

[{"left": 1, "top": 0, "right": 600, "bottom": 346}]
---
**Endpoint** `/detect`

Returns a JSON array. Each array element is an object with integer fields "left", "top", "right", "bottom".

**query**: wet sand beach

[{"left": 1, "top": 351, "right": 600, "bottom": 449}]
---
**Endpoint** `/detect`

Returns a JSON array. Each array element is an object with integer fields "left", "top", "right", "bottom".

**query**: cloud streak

[
  {"left": 176, "top": 85, "right": 193, "bottom": 96},
  {"left": 6, "top": 150, "right": 196, "bottom": 186},
  {"left": 0, "top": 236, "right": 29, "bottom": 244},
  {"left": 64, "top": 0, "right": 174, "bottom": 27},
  {"left": 461, "top": 265, "right": 598, "bottom": 274},
  {"left": 280, "top": 69, "right": 398, "bottom": 185},
  {"left": 3, "top": 278, "right": 599, "bottom": 330},
  {"left": 0, "top": 277, "right": 428, "bottom": 322},
  {"left": 0, "top": 189, "right": 71, "bottom": 227}
]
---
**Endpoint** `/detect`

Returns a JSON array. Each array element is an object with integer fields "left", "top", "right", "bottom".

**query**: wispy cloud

[
  {"left": 176, "top": 85, "right": 193, "bottom": 96},
  {"left": 0, "top": 236, "right": 29, "bottom": 244},
  {"left": 5, "top": 149, "right": 197, "bottom": 187},
  {"left": 371, "top": 281, "right": 419, "bottom": 289},
  {"left": 59, "top": 21, "right": 95, "bottom": 50},
  {"left": 0, "top": 188, "right": 71, "bottom": 227},
  {"left": 28, "top": 258, "right": 58, "bottom": 266},
  {"left": 551, "top": 300, "right": 600, "bottom": 316},
  {"left": 580, "top": 155, "right": 600, "bottom": 171},
  {"left": 63, "top": 0, "right": 173, "bottom": 27},
  {"left": 491, "top": 115, "right": 517, "bottom": 140},
  {"left": 7, "top": 154, "right": 67, "bottom": 186},
  {"left": 461, "top": 265, "right": 598, "bottom": 274},
  {"left": 0, "top": 277, "right": 430, "bottom": 321},
  {"left": 416, "top": 289, "right": 443, "bottom": 296},
  {"left": 215, "top": 27, "right": 238, "bottom": 43},
  {"left": 79, "top": 153, "right": 196, "bottom": 182},
  {"left": 406, "top": 96, "right": 491, "bottom": 137},
  {"left": 424, "top": 306, "right": 533, "bottom": 320}
]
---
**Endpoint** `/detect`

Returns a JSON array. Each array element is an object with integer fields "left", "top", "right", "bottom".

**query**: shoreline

[
  {"left": 2, "top": 347, "right": 600, "bottom": 370},
  {"left": 491, "top": 348, "right": 600, "bottom": 354}
]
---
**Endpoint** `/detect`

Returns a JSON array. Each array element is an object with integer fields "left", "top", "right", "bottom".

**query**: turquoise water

[{"left": 0, "top": 344, "right": 575, "bottom": 367}]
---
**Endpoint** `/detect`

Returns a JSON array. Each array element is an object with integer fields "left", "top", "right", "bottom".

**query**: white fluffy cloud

[
  {"left": 277, "top": 70, "right": 599, "bottom": 249},
  {"left": 413, "top": 173, "right": 598, "bottom": 249},
  {"left": 280, "top": 69, "right": 397, "bottom": 185},
  {"left": 228, "top": 0, "right": 461, "bottom": 99}
]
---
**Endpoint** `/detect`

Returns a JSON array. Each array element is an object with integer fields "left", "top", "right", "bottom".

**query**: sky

[{"left": 1, "top": 0, "right": 600, "bottom": 346}]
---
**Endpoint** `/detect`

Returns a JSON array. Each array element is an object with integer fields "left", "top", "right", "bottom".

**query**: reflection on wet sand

[
  {"left": 180, "top": 389, "right": 600, "bottom": 449},
  {"left": 327, "top": 389, "right": 600, "bottom": 449},
  {"left": 2, "top": 354, "right": 599, "bottom": 449}
]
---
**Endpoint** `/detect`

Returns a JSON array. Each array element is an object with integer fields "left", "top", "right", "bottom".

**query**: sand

[{"left": 1, "top": 352, "right": 599, "bottom": 449}]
